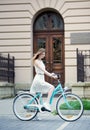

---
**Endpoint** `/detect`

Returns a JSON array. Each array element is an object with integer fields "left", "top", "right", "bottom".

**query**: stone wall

[
  {"left": 15, "top": 83, "right": 31, "bottom": 94},
  {"left": 0, "top": 82, "right": 14, "bottom": 99},
  {"left": 72, "top": 82, "right": 90, "bottom": 98}
]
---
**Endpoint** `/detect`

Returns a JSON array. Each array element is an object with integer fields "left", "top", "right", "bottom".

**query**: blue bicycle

[{"left": 13, "top": 77, "right": 84, "bottom": 122}]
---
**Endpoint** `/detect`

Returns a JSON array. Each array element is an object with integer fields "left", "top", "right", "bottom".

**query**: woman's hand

[{"left": 51, "top": 73, "right": 58, "bottom": 79}]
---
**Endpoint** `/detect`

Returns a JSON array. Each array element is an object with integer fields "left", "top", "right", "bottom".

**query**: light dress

[{"left": 30, "top": 59, "right": 53, "bottom": 94}]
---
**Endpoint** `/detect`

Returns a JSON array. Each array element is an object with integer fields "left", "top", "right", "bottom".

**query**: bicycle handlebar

[
  {"left": 54, "top": 74, "right": 61, "bottom": 83},
  {"left": 57, "top": 74, "right": 61, "bottom": 79}
]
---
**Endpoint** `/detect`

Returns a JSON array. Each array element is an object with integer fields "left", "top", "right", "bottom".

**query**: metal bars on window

[
  {"left": 0, "top": 54, "right": 15, "bottom": 83},
  {"left": 77, "top": 48, "right": 90, "bottom": 82}
]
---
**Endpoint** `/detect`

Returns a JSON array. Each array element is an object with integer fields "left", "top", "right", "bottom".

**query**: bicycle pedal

[{"left": 41, "top": 107, "right": 51, "bottom": 112}]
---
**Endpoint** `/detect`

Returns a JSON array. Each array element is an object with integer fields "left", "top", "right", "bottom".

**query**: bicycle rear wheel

[
  {"left": 13, "top": 93, "right": 38, "bottom": 121},
  {"left": 56, "top": 93, "right": 84, "bottom": 122}
]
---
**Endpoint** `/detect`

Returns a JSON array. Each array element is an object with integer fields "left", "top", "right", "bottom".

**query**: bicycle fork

[{"left": 62, "top": 93, "right": 73, "bottom": 109}]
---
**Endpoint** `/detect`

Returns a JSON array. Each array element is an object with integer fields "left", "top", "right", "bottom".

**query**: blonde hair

[{"left": 32, "top": 48, "right": 45, "bottom": 63}]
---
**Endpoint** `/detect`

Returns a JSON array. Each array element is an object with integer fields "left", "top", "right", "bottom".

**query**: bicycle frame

[
  {"left": 23, "top": 78, "right": 73, "bottom": 113},
  {"left": 28, "top": 80, "right": 66, "bottom": 106},
  {"left": 49, "top": 80, "right": 64, "bottom": 104}
]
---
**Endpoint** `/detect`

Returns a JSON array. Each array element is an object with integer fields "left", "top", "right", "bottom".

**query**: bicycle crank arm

[{"left": 41, "top": 107, "right": 51, "bottom": 112}]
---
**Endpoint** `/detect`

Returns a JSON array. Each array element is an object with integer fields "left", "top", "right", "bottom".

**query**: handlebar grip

[{"left": 57, "top": 74, "right": 61, "bottom": 79}]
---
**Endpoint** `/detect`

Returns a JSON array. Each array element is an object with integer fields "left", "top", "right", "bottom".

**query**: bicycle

[{"left": 13, "top": 76, "right": 84, "bottom": 122}]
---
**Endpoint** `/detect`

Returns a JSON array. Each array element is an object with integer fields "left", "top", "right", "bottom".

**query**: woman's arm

[{"left": 34, "top": 60, "right": 54, "bottom": 78}]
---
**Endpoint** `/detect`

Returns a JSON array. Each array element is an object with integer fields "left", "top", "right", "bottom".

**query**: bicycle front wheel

[
  {"left": 56, "top": 93, "right": 84, "bottom": 122},
  {"left": 13, "top": 93, "right": 38, "bottom": 121}
]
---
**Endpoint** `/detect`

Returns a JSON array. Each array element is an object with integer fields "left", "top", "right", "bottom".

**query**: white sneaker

[{"left": 43, "top": 102, "right": 51, "bottom": 111}]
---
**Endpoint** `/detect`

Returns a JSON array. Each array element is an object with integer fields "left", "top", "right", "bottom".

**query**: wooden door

[
  {"left": 33, "top": 33, "right": 64, "bottom": 85},
  {"left": 49, "top": 34, "right": 64, "bottom": 85}
]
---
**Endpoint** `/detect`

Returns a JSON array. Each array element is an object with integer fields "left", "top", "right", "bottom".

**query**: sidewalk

[{"left": 0, "top": 98, "right": 13, "bottom": 116}]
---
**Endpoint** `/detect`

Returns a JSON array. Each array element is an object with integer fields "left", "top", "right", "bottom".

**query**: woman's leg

[
  {"left": 43, "top": 86, "right": 54, "bottom": 111},
  {"left": 46, "top": 86, "right": 54, "bottom": 103}
]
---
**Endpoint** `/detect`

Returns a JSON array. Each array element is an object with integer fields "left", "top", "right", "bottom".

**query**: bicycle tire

[
  {"left": 56, "top": 93, "right": 84, "bottom": 122},
  {"left": 13, "top": 93, "right": 38, "bottom": 121}
]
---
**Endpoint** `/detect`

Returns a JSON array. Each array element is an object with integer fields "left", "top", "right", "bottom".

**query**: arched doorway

[{"left": 33, "top": 11, "right": 64, "bottom": 85}]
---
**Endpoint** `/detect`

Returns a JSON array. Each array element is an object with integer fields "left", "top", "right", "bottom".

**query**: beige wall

[
  {"left": 0, "top": 0, "right": 90, "bottom": 84},
  {"left": 0, "top": 0, "right": 33, "bottom": 84}
]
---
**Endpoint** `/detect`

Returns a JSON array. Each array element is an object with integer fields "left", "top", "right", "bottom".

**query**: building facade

[{"left": 0, "top": 0, "right": 90, "bottom": 85}]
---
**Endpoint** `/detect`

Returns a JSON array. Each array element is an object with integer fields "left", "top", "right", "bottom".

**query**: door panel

[
  {"left": 50, "top": 35, "right": 64, "bottom": 85},
  {"left": 33, "top": 33, "right": 64, "bottom": 85}
]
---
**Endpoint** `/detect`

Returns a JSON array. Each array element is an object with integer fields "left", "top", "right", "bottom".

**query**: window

[{"left": 34, "top": 11, "right": 64, "bottom": 31}]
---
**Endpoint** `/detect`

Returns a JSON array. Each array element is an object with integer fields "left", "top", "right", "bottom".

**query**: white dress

[{"left": 30, "top": 59, "right": 53, "bottom": 94}]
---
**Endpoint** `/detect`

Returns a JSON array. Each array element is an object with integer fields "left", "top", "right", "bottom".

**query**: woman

[{"left": 30, "top": 48, "right": 57, "bottom": 111}]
